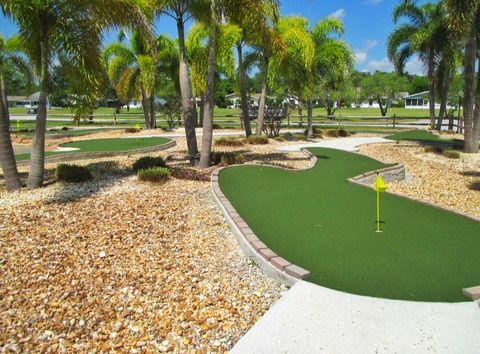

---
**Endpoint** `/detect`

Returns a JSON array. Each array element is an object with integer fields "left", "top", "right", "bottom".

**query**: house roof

[
  {"left": 7, "top": 95, "right": 29, "bottom": 102},
  {"left": 403, "top": 91, "right": 429, "bottom": 99}
]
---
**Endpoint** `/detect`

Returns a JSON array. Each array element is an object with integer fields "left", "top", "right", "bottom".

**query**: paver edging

[
  {"left": 16, "top": 139, "right": 176, "bottom": 166},
  {"left": 210, "top": 149, "right": 316, "bottom": 287}
]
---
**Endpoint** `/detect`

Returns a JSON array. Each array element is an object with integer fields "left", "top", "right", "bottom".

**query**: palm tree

[
  {"left": 1, "top": 0, "right": 150, "bottom": 188},
  {"left": 104, "top": 31, "right": 158, "bottom": 129},
  {"left": 388, "top": 0, "right": 445, "bottom": 129},
  {"left": 226, "top": 0, "right": 280, "bottom": 137},
  {"left": 444, "top": 0, "right": 480, "bottom": 153},
  {"left": 186, "top": 22, "right": 241, "bottom": 128},
  {"left": 154, "top": 0, "right": 205, "bottom": 162},
  {"left": 0, "top": 34, "right": 33, "bottom": 191},
  {"left": 308, "top": 18, "right": 353, "bottom": 137}
]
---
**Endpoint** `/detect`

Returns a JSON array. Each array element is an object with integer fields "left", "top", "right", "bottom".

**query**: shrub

[
  {"left": 213, "top": 124, "right": 222, "bottom": 130},
  {"left": 56, "top": 163, "right": 92, "bottom": 183},
  {"left": 125, "top": 127, "right": 140, "bottom": 133},
  {"left": 274, "top": 136, "right": 285, "bottom": 142},
  {"left": 210, "top": 151, "right": 245, "bottom": 165},
  {"left": 305, "top": 127, "right": 323, "bottom": 137},
  {"left": 296, "top": 135, "right": 308, "bottom": 141},
  {"left": 132, "top": 156, "right": 166, "bottom": 172},
  {"left": 245, "top": 135, "right": 269, "bottom": 145},
  {"left": 137, "top": 167, "right": 169, "bottom": 183},
  {"left": 61, "top": 126, "right": 70, "bottom": 131},
  {"left": 424, "top": 145, "right": 444, "bottom": 154},
  {"left": 283, "top": 132, "right": 296, "bottom": 141},
  {"left": 214, "top": 137, "right": 244, "bottom": 147},
  {"left": 443, "top": 150, "right": 460, "bottom": 159}
]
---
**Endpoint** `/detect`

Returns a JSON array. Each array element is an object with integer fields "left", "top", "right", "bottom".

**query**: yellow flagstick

[{"left": 374, "top": 173, "right": 387, "bottom": 233}]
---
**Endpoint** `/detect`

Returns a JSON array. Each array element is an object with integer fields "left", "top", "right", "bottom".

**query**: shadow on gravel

[{"left": 46, "top": 160, "right": 131, "bottom": 204}]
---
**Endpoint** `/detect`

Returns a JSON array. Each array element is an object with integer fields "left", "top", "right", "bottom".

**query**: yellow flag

[{"left": 374, "top": 174, "right": 387, "bottom": 193}]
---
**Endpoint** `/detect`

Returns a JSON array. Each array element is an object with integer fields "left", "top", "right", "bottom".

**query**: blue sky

[{"left": 0, "top": 0, "right": 424, "bottom": 75}]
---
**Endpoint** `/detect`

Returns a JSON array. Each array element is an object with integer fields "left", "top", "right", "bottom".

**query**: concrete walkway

[
  {"left": 232, "top": 281, "right": 480, "bottom": 353},
  {"left": 232, "top": 137, "right": 480, "bottom": 353},
  {"left": 276, "top": 136, "right": 390, "bottom": 153}
]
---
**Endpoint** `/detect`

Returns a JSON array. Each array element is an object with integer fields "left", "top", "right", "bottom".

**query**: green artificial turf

[
  {"left": 219, "top": 148, "right": 480, "bottom": 302},
  {"left": 385, "top": 130, "right": 443, "bottom": 142},
  {"left": 61, "top": 137, "right": 170, "bottom": 152},
  {"left": 15, "top": 137, "right": 171, "bottom": 161}
]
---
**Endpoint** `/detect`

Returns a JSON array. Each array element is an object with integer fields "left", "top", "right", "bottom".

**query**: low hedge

[{"left": 56, "top": 163, "right": 92, "bottom": 183}]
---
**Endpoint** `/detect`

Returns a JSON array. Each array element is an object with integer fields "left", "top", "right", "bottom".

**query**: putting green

[
  {"left": 15, "top": 137, "right": 171, "bottom": 161},
  {"left": 219, "top": 148, "right": 480, "bottom": 302}
]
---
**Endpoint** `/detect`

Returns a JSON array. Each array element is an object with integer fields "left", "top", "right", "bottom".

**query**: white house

[
  {"left": 7, "top": 92, "right": 44, "bottom": 108},
  {"left": 404, "top": 91, "right": 440, "bottom": 110}
]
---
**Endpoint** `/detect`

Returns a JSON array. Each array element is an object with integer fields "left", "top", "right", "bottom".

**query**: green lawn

[
  {"left": 15, "top": 136, "right": 171, "bottom": 161},
  {"left": 386, "top": 130, "right": 464, "bottom": 148},
  {"left": 219, "top": 148, "right": 480, "bottom": 302}
]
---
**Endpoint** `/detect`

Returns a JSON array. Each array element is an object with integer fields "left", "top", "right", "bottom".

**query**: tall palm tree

[
  {"left": 444, "top": 0, "right": 480, "bottom": 153},
  {"left": 1, "top": 0, "right": 150, "bottom": 188},
  {"left": 308, "top": 18, "right": 353, "bottom": 137},
  {"left": 186, "top": 22, "right": 241, "bottom": 128},
  {"left": 388, "top": 0, "right": 445, "bottom": 129},
  {"left": 0, "top": 34, "right": 33, "bottom": 191},
  {"left": 104, "top": 31, "right": 158, "bottom": 129},
  {"left": 154, "top": 0, "right": 206, "bottom": 162},
  {"left": 226, "top": 0, "right": 280, "bottom": 137}
]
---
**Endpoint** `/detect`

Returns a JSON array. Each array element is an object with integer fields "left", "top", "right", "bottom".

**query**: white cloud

[
  {"left": 405, "top": 57, "right": 425, "bottom": 75},
  {"left": 365, "top": 58, "right": 395, "bottom": 72},
  {"left": 354, "top": 40, "right": 378, "bottom": 65},
  {"left": 328, "top": 9, "right": 346, "bottom": 20}
]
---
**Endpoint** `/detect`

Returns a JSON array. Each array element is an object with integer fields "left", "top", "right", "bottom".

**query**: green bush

[
  {"left": 214, "top": 137, "right": 244, "bottom": 147},
  {"left": 443, "top": 150, "right": 460, "bottom": 159},
  {"left": 132, "top": 156, "right": 166, "bottom": 172},
  {"left": 61, "top": 126, "right": 70, "bottom": 131},
  {"left": 210, "top": 151, "right": 245, "bottom": 166},
  {"left": 424, "top": 145, "right": 444, "bottom": 154},
  {"left": 56, "top": 163, "right": 92, "bottom": 183},
  {"left": 296, "top": 135, "right": 308, "bottom": 141},
  {"left": 125, "top": 127, "right": 140, "bottom": 133},
  {"left": 137, "top": 167, "right": 169, "bottom": 183},
  {"left": 274, "top": 136, "right": 285, "bottom": 142},
  {"left": 245, "top": 135, "right": 269, "bottom": 145},
  {"left": 213, "top": 124, "right": 222, "bottom": 130}
]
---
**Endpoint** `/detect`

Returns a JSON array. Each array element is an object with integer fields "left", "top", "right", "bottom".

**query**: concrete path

[
  {"left": 231, "top": 136, "right": 480, "bottom": 353},
  {"left": 276, "top": 136, "right": 391, "bottom": 153},
  {"left": 232, "top": 281, "right": 480, "bottom": 354}
]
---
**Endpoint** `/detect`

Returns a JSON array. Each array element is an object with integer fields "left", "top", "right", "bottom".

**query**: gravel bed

[
  {"left": 0, "top": 134, "right": 312, "bottom": 352},
  {"left": 358, "top": 142, "right": 480, "bottom": 219}
]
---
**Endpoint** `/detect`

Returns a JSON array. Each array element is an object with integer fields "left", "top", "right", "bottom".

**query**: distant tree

[
  {"left": 360, "top": 71, "right": 409, "bottom": 116},
  {"left": 408, "top": 75, "right": 429, "bottom": 94}
]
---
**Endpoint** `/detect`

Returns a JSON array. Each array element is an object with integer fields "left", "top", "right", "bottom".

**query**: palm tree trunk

[
  {"left": 27, "top": 31, "right": 49, "bottom": 188},
  {"left": 255, "top": 61, "right": 268, "bottom": 136},
  {"left": 427, "top": 53, "right": 436, "bottom": 129},
  {"left": 237, "top": 43, "right": 252, "bottom": 137},
  {"left": 436, "top": 63, "right": 450, "bottom": 131},
  {"left": 463, "top": 19, "right": 477, "bottom": 153},
  {"left": 140, "top": 85, "right": 150, "bottom": 128},
  {"left": 0, "top": 69, "right": 21, "bottom": 191},
  {"left": 199, "top": 95, "right": 205, "bottom": 128},
  {"left": 199, "top": 2, "right": 216, "bottom": 169},
  {"left": 149, "top": 89, "right": 156, "bottom": 129},
  {"left": 472, "top": 56, "right": 480, "bottom": 152},
  {"left": 177, "top": 18, "right": 199, "bottom": 161},
  {"left": 377, "top": 96, "right": 387, "bottom": 117},
  {"left": 306, "top": 99, "right": 313, "bottom": 137}
]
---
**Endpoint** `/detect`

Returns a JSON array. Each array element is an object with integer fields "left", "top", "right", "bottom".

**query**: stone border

[
  {"left": 211, "top": 149, "right": 316, "bottom": 286},
  {"left": 16, "top": 139, "right": 176, "bottom": 166}
]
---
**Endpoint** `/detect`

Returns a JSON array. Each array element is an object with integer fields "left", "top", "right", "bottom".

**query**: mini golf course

[
  {"left": 219, "top": 148, "right": 480, "bottom": 302},
  {"left": 15, "top": 137, "right": 172, "bottom": 162}
]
